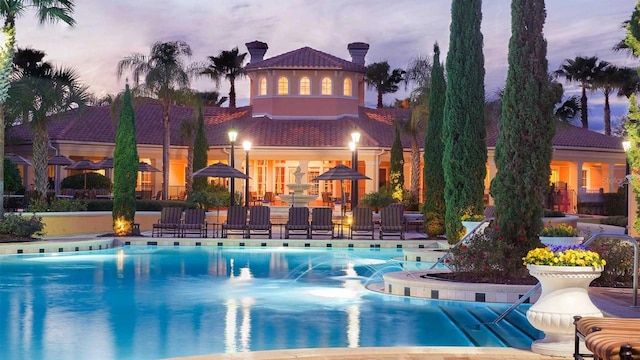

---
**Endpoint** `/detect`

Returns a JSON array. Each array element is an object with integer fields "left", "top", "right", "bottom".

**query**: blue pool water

[{"left": 0, "top": 246, "right": 541, "bottom": 359}]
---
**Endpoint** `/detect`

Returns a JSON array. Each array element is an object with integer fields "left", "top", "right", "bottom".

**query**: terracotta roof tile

[
  {"left": 6, "top": 101, "right": 622, "bottom": 153},
  {"left": 245, "top": 46, "right": 366, "bottom": 73}
]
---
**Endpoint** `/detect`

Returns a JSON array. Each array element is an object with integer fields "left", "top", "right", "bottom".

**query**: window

[
  {"left": 308, "top": 169, "right": 320, "bottom": 195},
  {"left": 256, "top": 160, "right": 267, "bottom": 195},
  {"left": 259, "top": 77, "right": 267, "bottom": 95},
  {"left": 299, "top": 77, "right": 310, "bottom": 95},
  {"left": 343, "top": 78, "right": 352, "bottom": 96},
  {"left": 277, "top": 77, "right": 289, "bottom": 95},
  {"left": 274, "top": 163, "right": 286, "bottom": 195},
  {"left": 321, "top": 77, "right": 332, "bottom": 95},
  {"left": 581, "top": 169, "right": 589, "bottom": 189}
]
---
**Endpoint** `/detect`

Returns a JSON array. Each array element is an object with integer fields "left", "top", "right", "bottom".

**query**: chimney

[
  {"left": 347, "top": 42, "right": 369, "bottom": 66},
  {"left": 245, "top": 40, "right": 268, "bottom": 64}
]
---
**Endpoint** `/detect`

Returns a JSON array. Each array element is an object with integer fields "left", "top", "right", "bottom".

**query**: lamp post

[
  {"left": 228, "top": 127, "right": 238, "bottom": 206},
  {"left": 623, "top": 140, "right": 631, "bottom": 218},
  {"left": 243, "top": 140, "right": 252, "bottom": 208},
  {"left": 350, "top": 129, "right": 361, "bottom": 209}
]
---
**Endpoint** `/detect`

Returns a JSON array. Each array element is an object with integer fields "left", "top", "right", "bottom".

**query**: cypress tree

[
  {"left": 389, "top": 123, "right": 405, "bottom": 201},
  {"left": 192, "top": 106, "right": 209, "bottom": 192},
  {"left": 423, "top": 43, "right": 446, "bottom": 236},
  {"left": 442, "top": 0, "right": 486, "bottom": 243},
  {"left": 491, "top": 0, "right": 555, "bottom": 267},
  {"left": 112, "top": 84, "right": 139, "bottom": 233},
  {"left": 623, "top": 1, "right": 640, "bottom": 234}
]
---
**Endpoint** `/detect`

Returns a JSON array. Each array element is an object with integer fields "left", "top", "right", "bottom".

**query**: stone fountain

[{"left": 285, "top": 165, "right": 318, "bottom": 207}]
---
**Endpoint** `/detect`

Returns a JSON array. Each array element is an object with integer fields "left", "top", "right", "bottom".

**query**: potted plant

[
  {"left": 538, "top": 222, "right": 583, "bottom": 246},
  {"left": 522, "top": 245, "right": 606, "bottom": 356},
  {"left": 460, "top": 208, "right": 484, "bottom": 236}
]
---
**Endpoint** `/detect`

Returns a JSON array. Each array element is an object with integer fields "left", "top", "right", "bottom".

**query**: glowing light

[{"left": 114, "top": 217, "right": 131, "bottom": 236}]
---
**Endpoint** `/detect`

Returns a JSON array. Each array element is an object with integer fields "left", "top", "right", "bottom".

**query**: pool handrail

[{"left": 492, "top": 232, "right": 639, "bottom": 324}]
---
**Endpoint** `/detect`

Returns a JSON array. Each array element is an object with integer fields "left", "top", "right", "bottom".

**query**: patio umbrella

[
  {"left": 193, "top": 162, "right": 249, "bottom": 223},
  {"left": 138, "top": 162, "right": 161, "bottom": 173},
  {"left": 192, "top": 162, "right": 248, "bottom": 179},
  {"left": 313, "top": 164, "right": 371, "bottom": 238},
  {"left": 5, "top": 153, "right": 32, "bottom": 166},
  {"left": 66, "top": 159, "right": 100, "bottom": 189},
  {"left": 47, "top": 155, "right": 74, "bottom": 194},
  {"left": 97, "top": 157, "right": 114, "bottom": 169}
]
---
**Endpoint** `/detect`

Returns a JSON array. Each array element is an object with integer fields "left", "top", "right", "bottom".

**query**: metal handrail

[
  {"left": 428, "top": 220, "right": 490, "bottom": 270},
  {"left": 492, "top": 232, "right": 639, "bottom": 324}
]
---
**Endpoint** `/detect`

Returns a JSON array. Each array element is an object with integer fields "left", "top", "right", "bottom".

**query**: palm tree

[
  {"left": 117, "top": 40, "right": 197, "bottom": 199},
  {"left": 365, "top": 61, "right": 405, "bottom": 108},
  {"left": 0, "top": 0, "right": 75, "bottom": 215},
  {"left": 394, "top": 96, "right": 427, "bottom": 201},
  {"left": 8, "top": 48, "right": 89, "bottom": 199},
  {"left": 201, "top": 47, "right": 247, "bottom": 108},
  {"left": 593, "top": 64, "right": 639, "bottom": 135},
  {"left": 554, "top": 56, "right": 602, "bottom": 129}
]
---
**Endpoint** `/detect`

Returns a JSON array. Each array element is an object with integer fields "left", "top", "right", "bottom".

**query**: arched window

[
  {"left": 343, "top": 78, "right": 352, "bottom": 96},
  {"left": 277, "top": 77, "right": 289, "bottom": 95},
  {"left": 321, "top": 77, "right": 332, "bottom": 95},
  {"left": 259, "top": 77, "right": 267, "bottom": 96},
  {"left": 299, "top": 77, "right": 311, "bottom": 95}
]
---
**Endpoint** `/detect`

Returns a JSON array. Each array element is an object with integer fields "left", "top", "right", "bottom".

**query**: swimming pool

[{"left": 0, "top": 246, "right": 541, "bottom": 359}]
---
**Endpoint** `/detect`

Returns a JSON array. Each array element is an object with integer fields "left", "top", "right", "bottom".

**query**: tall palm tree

[
  {"left": 8, "top": 48, "right": 89, "bottom": 199},
  {"left": 394, "top": 96, "right": 427, "bottom": 201},
  {"left": 593, "top": 64, "right": 639, "bottom": 135},
  {"left": 0, "top": 0, "right": 75, "bottom": 215},
  {"left": 365, "top": 61, "right": 405, "bottom": 108},
  {"left": 201, "top": 47, "right": 247, "bottom": 108},
  {"left": 117, "top": 40, "right": 197, "bottom": 199},
  {"left": 554, "top": 56, "right": 602, "bottom": 129}
]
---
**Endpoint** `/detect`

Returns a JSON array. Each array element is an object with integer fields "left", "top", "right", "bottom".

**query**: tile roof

[
  {"left": 6, "top": 100, "right": 623, "bottom": 153},
  {"left": 244, "top": 46, "right": 366, "bottom": 73}
]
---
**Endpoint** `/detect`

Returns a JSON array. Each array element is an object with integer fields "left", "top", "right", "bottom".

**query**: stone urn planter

[
  {"left": 461, "top": 221, "right": 482, "bottom": 237},
  {"left": 525, "top": 264, "right": 603, "bottom": 357},
  {"left": 538, "top": 236, "right": 584, "bottom": 247}
]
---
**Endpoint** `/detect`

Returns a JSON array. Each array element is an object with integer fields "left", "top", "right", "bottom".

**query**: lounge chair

[
  {"left": 152, "top": 206, "right": 183, "bottom": 237},
  {"left": 180, "top": 208, "right": 207, "bottom": 238},
  {"left": 285, "top": 207, "right": 310, "bottom": 239},
  {"left": 310, "top": 207, "right": 334, "bottom": 238},
  {"left": 246, "top": 206, "right": 272, "bottom": 239},
  {"left": 221, "top": 205, "right": 248, "bottom": 238},
  {"left": 350, "top": 206, "right": 374, "bottom": 240},
  {"left": 379, "top": 203, "right": 405, "bottom": 240}
]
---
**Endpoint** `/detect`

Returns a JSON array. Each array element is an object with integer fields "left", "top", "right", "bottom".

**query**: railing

[
  {"left": 492, "top": 233, "right": 639, "bottom": 324},
  {"left": 428, "top": 220, "right": 491, "bottom": 270}
]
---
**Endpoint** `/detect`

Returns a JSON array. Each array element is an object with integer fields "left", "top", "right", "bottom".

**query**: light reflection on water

[{"left": 0, "top": 246, "right": 537, "bottom": 360}]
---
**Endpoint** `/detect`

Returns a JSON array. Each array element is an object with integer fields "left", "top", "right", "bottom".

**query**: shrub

[
  {"left": 4, "top": 159, "right": 24, "bottom": 193},
  {"left": 0, "top": 214, "right": 44, "bottom": 239},
  {"left": 61, "top": 173, "right": 112, "bottom": 190},
  {"left": 359, "top": 189, "right": 395, "bottom": 213},
  {"left": 543, "top": 209, "right": 565, "bottom": 217},
  {"left": 600, "top": 216, "right": 628, "bottom": 227},
  {"left": 588, "top": 237, "right": 635, "bottom": 287},
  {"left": 188, "top": 184, "right": 230, "bottom": 210},
  {"left": 445, "top": 230, "right": 528, "bottom": 283},
  {"left": 603, "top": 189, "right": 625, "bottom": 216},
  {"left": 84, "top": 200, "right": 196, "bottom": 211},
  {"left": 424, "top": 211, "right": 445, "bottom": 237},
  {"left": 28, "top": 198, "right": 88, "bottom": 212}
]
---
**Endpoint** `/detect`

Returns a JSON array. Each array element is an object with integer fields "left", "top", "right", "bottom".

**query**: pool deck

[{"left": 3, "top": 227, "right": 639, "bottom": 360}]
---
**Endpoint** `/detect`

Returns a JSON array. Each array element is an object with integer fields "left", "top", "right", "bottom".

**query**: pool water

[{"left": 0, "top": 246, "right": 541, "bottom": 359}]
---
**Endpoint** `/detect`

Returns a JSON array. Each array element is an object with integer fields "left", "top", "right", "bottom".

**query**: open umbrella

[
  {"left": 97, "top": 157, "right": 114, "bottom": 169},
  {"left": 138, "top": 162, "right": 161, "bottom": 173},
  {"left": 193, "top": 162, "right": 249, "bottom": 223},
  {"left": 5, "top": 153, "right": 32, "bottom": 166},
  {"left": 193, "top": 162, "right": 248, "bottom": 179},
  {"left": 314, "top": 164, "right": 371, "bottom": 238},
  {"left": 66, "top": 159, "right": 100, "bottom": 189},
  {"left": 47, "top": 155, "right": 74, "bottom": 194}
]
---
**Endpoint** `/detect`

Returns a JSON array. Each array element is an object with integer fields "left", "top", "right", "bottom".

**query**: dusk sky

[{"left": 14, "top": 0, "right": 639, "bottom": 134}]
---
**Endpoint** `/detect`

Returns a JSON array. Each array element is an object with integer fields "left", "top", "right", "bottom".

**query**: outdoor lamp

[
  {"left": 243, "top": 140, "right": 252, "bottom": 207},
  {"left": 350, "top": 130, "right": 361, "bottom": 208},
  {"left": 228, "top": 127, "right": 238, "bottom": 206}
]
